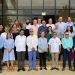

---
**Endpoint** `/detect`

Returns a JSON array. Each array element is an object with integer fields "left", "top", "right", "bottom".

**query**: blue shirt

[
  {"left": 66, "top": 22, "right": 73, "bottom": 27},
  {"left": 4, "top": 39, "right": 14, "bottom": 49},
  {"left": 53, "top": 22, "right": 66, "bottom": 38},
  {"left": 62, "top": 37, "right": 73, "bottom": 49},
  {"left": 73, "top": 26, "right": 75, "bottom": 32},
  {"left": 38, "top": 37, "right": 48, "bottom": 53},
  {"left": 0, "top": 36, "right": 4, "bottom": 49}
]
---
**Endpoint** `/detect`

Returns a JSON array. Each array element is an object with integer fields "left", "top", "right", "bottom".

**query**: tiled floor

[{"left": 0, "top": 67, "right": 75, "bottom": 75}]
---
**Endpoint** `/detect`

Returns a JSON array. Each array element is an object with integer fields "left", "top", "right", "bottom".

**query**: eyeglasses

[{"left": 65, "top": 34, "right": 69, "bottom": 35}]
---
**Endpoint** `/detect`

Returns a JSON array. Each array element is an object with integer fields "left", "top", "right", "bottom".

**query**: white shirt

[
  {"left": 46, "top": 24, "right": 55, "bottom": 30},
  {"left": 1, "top": 32, "right": 7, "bottom": 40},
  {"left": 27, "top": 35, "right": 38, "bottom": 51},
  {"left": 48, "top": 37, "right": 61, "bottom": 53},
  {"left": 38, "top": 24, "right": 42, "bottom": 28},
  {"left": 15, "top": 35, "right": 26, "bottom": 52},
  {"left": 25, "top": 24, "right": 32, "bottom": 30}
]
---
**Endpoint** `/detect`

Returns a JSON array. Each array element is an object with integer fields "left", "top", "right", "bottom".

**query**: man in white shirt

[
  {"left": 15, "top": 29, "right": 26, "bottom": 71},
  {"left": 27, "top": 28, "right": 38, "bottom": 71},
  {"left": 46, "top": 18, "right": 55, "bottom": 30},
  {"left": 24, "top": 19, "right": 31, "bottom": 30},
  {"left": 48, "top": 32, "right": 61, "bottom": 70}
]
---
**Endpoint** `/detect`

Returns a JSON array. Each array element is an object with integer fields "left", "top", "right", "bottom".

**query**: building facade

[{"left": 0, "top": 0, "right": 75, "bottom": 25}]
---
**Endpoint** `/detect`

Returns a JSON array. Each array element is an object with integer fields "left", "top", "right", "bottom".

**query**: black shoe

[
  {"left": 50, "top": 67, "right": 55, "bottom": 70},
  {"left": 40, "top": 67, "right": 42, "bottom": 70},
  {"left": 22, "top": 68, "right": 25, "bottom": 71},
  {"left": 0, "top": 70, "right": 2, "bottom": 73},
  {"left": 33, "top": 68, "right": 38, "bottom": 71},
  {"left": 44, "top": 67, "right": 47, "bottom": 70},
  {"left": 74, "top": 68, "right": 75, "bottom": 71},
  {"left": 28, "top": 68, "right": 32, "bottom": 71},
  {"left": 62, "top": 68, "right": 65, "bottom": 71},
  {"left": 55, "top": 68, "right": 59, "bottom": 70},
  {"left": 17, "top": 69, "right": 21, "bottom": 72}
]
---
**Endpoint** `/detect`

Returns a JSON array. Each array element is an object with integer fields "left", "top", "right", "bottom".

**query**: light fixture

[{"left": 42, "top": 12, "right": 46, "bottom": 16}]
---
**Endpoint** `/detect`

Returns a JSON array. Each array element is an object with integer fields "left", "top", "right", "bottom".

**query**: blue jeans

[
  {"left": 28, "top": 51, "right": 37, "bottom": 69},
  {"left": 63, "top": 49, "right": 72, "bottom": 68}
]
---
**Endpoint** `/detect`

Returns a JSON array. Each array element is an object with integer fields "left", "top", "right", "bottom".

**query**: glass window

[
  {"left": 44, "top": 0, "right": 55, "bottom": 9},
  {"left": 18, "top": 0, "right": 31, "bottom": 9},
  {"left": 56, "top": 0, "right": 69, "bottom": 9},
  {"left": 18, "top": 16, "right": 31, "bottom": 23},
  {"left": 0, "top": 0, "right": 2, "bottom": 10},
  {"left": 32, "top": 0, "right": 43, "bottom": 9},
  {"left": 0, "top": 16, "right": 2, "bottom": 24},
  {"left": 4, "top": 0, "right": 17, "bottom": 9},
  {"left": 0, "top": 11, "right": 2, "bottom": 15},
  {"left": 70, "top": 10, "right": 75, "bottom": 18},
  {"left": 45, "top": 10, "right": 55, "bottom": 15},
  {"left": 18, "top": 10, "right": 31, "bottom": 15},
  {"left": 3, "top": 16, "right": 17, "bottom": 27},
  {"left": 4, "top": 10, "right": 17, "bottom": 15},
  {"left": 32, "top": 10, "right": 43, "bottom": 15},
  {"left": 70, "top": 0, "right": 75, "bottom": 9},
  {"left": 56, "top": 9, "right": 69, "bottom": 21}
]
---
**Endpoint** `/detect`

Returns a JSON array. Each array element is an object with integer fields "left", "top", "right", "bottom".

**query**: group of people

[{"left": 0, "top": 16, "right": 75, "bottom": 73}]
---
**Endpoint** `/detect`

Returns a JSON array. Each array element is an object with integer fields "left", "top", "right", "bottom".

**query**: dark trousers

[
  {"left": 39, "top": 52, "right": 46, "bottom": 68},
  {"left": 63, "top": 49, "right": 72, "bottom": 68},
  {"left": 17, "top": 51, "right": 25, "bottom": 69},
  {"left": 74, "top": 51, "right": 75, "bottom": 69},
  {"left": 0, "top": 49, "right": 3, "bottom": 70}
]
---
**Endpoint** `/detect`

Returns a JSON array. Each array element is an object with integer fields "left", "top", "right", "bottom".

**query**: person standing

[
  {"left": 66, "top": 26, "right": 73, "bottom": 37},
  {"left": 24, "top": 18, "right": 31, "bottom": 30},
  {"left": 31, "top": 19, "right": 38, "bottom": 35},
  {"left": 54, "top": 16, "right": 66, "bottom": 39},
  {"left": 73, "top": 35, "right": 75, "bottom": 71},
  {"left": 62, "top": 32, "right": 73, "bottom": 71},
  {"left": 27, "top": 28, "right": 38, "bottom": 71},
  {"left": 3, "top": 33, "right": 15, "bottom": 71},
  {"left": 15, "top": 29, "right": 26, "bottom": 71},
  {"left": 46, "top": 18, "right": 55, "bottom": 30},
  {"left": 48, "top": 32, "right": 61, "bottom": 70},
  {"left": 46, "top": 26, "right": 53, "bottom": 61},
  {"left": 66, "top": 17, "right": 73, "bottom": 27},
  {"left": 0, "top": 33, "right": 4, "bottom": 73},
  {"left": 38, "top": 19, "right": 47, "bottom": 37},
  {"left": 38, "top": 18, "right": 42, "bottom": 27},
  {"left": 38, "top": 31, "right": 48, "bottom": 70},
  {"left": 0, "top": 24, "right": 3, "bottom": 34}
]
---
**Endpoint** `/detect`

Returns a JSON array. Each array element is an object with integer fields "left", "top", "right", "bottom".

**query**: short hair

[
  {"left": 53, "top": 32, "right": 57, "bottom": 35},
  {"left": 19, "top": 29, "right": 24, "bottom": 33}
]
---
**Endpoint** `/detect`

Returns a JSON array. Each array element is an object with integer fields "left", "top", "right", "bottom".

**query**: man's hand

[
  {"left": 32, "top": 47, "right": 35, "bottom": 51},
  {"left": 67, "top": 48, "right": 70, "bottom": 51}
]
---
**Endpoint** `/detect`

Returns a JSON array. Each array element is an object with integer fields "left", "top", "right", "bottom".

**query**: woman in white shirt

[{"left": 27, "top": 28, "right": 38, "bottom": 71}]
